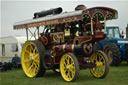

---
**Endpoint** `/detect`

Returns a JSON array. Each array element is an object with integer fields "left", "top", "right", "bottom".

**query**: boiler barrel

[
  {"left": 53, "top": 44, "right": 82, "bottom": 54},
  {"left": 34, "top": 7, "right": 63, "bottom": 18}
]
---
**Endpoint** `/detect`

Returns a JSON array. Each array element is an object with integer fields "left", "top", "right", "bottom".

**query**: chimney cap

[{"left": 75, "top": 5, "right": 87, "bottom": 11}]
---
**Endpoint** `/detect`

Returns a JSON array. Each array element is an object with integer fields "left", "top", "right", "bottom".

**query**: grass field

[{"left": 0, "top": 63, "right": 128, "bottom": 85}]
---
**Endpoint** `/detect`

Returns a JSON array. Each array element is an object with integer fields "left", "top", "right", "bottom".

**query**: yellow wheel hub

[
  {"left": 90, "top": 51, "right": 106, "bottom": 78},
  {"left": 96, "top": 62, "right": 103, "bottom": 68},
  {"left": 60, "top": 54, "right": 75, "bottom": 81},
  {"left": 21, "top": 42, "right": 40, "bottom": 78}
]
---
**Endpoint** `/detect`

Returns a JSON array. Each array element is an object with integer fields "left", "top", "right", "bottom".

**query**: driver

[{"left": 82, "top": 22, "right": 91, "bottom": 36}]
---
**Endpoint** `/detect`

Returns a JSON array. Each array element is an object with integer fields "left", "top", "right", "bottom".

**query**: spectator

[
  {"left": 0, "top": 62, "right": 13, "bottom": 72},
  {"left": 12, "top": 54, "right": 21, "bottom": 68}
]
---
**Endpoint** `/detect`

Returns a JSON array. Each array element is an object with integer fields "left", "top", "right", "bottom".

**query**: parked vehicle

[
  {"left": 94, "top": 26, "right": 128, "bottom": 66},
  {"left": 13, "top": 5, "right": 118, "bottom": 82},
  {"left": 126, "top": 24, "right": 128, "bottom": 38},
  {"left": 0, "top": 36, "right": 26, "bottom": 63}
]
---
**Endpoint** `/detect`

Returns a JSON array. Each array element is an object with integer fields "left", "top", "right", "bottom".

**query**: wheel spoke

[
  {"left": 25, "top": 62, "right": 31, "bottom": 68},
  {"left": 30, "top": 45, "right": 33, "bottom": 50},
  {"left": 99, "top": 54, "right": 103, "bottom": 62},
  {"left": 25, "top": 50, "right": 30, "bottom": 54},
  {"left": 28, "top": 65, "right": 33, "bottom": 73},
  {"left": 33, "top": 48, "right": 37, "bottom": 55},
  {"left": 101, "top": 64, "right": 105, "bottom": 71},
  {"left": 33, "top": 53, "right": 39, "bottom": 58},
  {"left": 67, "top": 56, "right": 70, "bottom": 64},
  {"left": 24, "top": 51, "right": 30, "bottom": 58},
  {"left": 32, "top": 62, "right": 37, "bottom": 68},
  {"left": 70, "top": 69, "right": 75, "bottom": 77},
  {"left": 94, "top": 67, "right": 97, "bottom": 73},
  {"left": 29, "top": 45, "right": 34, "bottom": 53},
  {"left": 97, "top": 68, "right": 101, "bottom": 74},
  {"left": 33, "top": 68, "right": 37, "bottom": 74},
  {"left": 33, "top": 59, "right": 39, "bottom": 63},
  {"left": 67, "top": 70, "right": 71, "bottom": 79},
  {"left": 24, "top": 60, "right": 30, "bottom": 63},
  {"left": 95, "top": 53, "right": 98, "bottom": 62}
]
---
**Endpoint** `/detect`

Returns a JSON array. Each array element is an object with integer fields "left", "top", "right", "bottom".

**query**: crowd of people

[{"left": 0, "top": 54, "right": 21, "bottom": 72}]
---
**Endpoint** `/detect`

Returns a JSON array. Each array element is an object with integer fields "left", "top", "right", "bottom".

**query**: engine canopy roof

[{"left": 14, "top": 6, "right": 118, "bottom": 30}]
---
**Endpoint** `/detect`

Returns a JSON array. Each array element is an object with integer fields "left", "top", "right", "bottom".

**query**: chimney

[{"left": 75, "top": 5, "right": 87, "bottom": 11}]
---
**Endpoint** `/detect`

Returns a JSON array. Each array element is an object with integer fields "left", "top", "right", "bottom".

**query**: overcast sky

[{"left": 1, "top": 0, "right": 128, "bottom": 37}]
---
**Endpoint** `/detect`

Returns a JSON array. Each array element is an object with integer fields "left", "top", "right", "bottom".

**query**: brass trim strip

[
  {"left": 72, "top": 45, "right": 75, "bottom": 53},
  {"left": 63, "top": 44, "right": 66, "bottom": 51},
  {"left": 91, "top": 18, "right": 94, "bottom": 35}
]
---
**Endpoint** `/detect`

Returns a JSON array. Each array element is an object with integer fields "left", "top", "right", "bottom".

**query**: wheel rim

[
  {"left": 90, "top": 52, "right": 106, "bottom": 78},
  {"left": 60, "top": 54, "right": 75, "bottom": 81},
  {"left": 105, "top": 49, "right": 112, "bottom": 64},
  {"left": 21, "top": 42, "right": 40, "bottom": 78}
]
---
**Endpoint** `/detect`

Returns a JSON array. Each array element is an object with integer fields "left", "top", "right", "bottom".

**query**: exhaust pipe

[{"left": 34, "top": 7, "right": 63, "bottom": 18}]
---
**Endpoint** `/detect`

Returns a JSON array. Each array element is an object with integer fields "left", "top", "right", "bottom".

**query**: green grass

[{"left": 0, "top": 63, "right": 128, "bottom": 85}]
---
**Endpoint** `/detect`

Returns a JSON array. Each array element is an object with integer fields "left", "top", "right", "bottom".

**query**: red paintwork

[
  {"left": 82, "top": 6, "right": 117, "bottom": 18},
  {"left": 92, "top": 32, "right": 106, "bottom": 42},
  {"left": 54, "top": 55, "right": 61, "bottom": 64},
  {"left": 38, "top": 36, "right": 48, "bottom": 45},
  {"left": 44, "top": 55, "right": 51, "bottom": 64},
  {"left": 53, "top": 42, "right": 74, "bottom": 52},
  {"left": 83, "top": 43, "right": 93, "bottom": 55},
  {"left": 53, "top": 45, "right": 63, "bottom": 52},
  {"left": 74, "top": 36, "right": 92, "bottom": 45}
]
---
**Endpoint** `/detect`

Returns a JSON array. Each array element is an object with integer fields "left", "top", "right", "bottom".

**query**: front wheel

[
  {"left": 60, "top": 53, "right": 79, "bottom": 82},
  {"left": 90, "top": 51, "right": 109, "bottom": 78}
]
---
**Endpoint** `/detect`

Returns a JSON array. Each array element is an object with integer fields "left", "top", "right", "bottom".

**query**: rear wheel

[
  {"left": 60, "top": 53, "right": 79, "bottom": 82},
  {"left": 104, "top": 43, "right": 121, "bottom": 66},
  {"left": 90, "top": 51, "right": 109, "bottom": 78},
  {"left": 21, "top": 40, "right": 46, "bottom": 78},
  {"left": 125, "top": 44, "right": 128, "bottom": 64}
]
